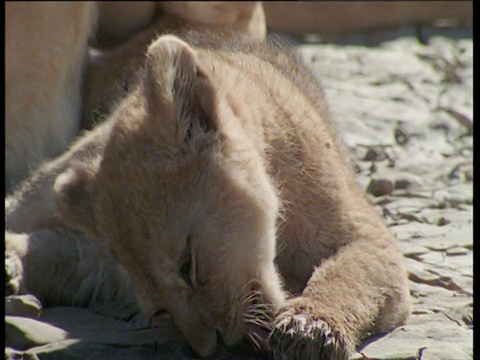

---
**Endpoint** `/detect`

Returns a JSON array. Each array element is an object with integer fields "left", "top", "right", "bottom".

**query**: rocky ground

[
  {"left": 5, "top": 26, "right": 473, "bottom": 359},
  {"left": 301, "top": 26, "right": 473, "bottom": 360}
]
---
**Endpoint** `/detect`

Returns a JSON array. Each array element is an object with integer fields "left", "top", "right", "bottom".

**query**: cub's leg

[
  {"left": 6, "top": 120, "right": 112, "bottom": 234},
  {"left": 5, "top": 121, "right": 123, "bottom": 309},
  {"left": 5, "top": 227, "right": 134, "bottom": 309},
  {"left": 271, "top": 203, "right": 411, "bottom": 358}
]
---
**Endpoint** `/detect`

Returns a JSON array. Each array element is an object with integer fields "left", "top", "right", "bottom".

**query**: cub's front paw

[
  {"left": 5, "top": 231, "right": 29, "bottom": 297},
  {"left": 270, "top": 299, "right": 349, "bottom": 360},
  {"left": 5, "top": 250, "right": 25, "bottom": 296}
]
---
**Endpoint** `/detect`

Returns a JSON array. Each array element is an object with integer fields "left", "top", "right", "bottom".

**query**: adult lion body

[
  {"left": 5, "top": 2, "right": 265, "bottom": 193},
  {"left": 5, "top": 2, "right": 97, "bottom": 192},
  {"left": 6, "top": 32, "right": 410, "bottom": 359}
]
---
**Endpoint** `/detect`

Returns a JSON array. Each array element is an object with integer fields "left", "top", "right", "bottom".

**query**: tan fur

[
  {"left": 159, "top": 2, "right": 266, "bottom": 40},
  {"left": 5, "top": 2, "right": 265, "bottom": 194},
  {"left": 96, "top": 2, "right": 265, "bottom": 46},
  {"left": 97, "top": 2, "right": 158, "bottom": 44},
  {"left": 5, "top": 2, "right": 97, "bottom": 192},
  {"left": 263, "top": 2, "right": 472, "bottom": 36},
  {"left": 84, "top": 3, "right": 266, "bottom": 129},
  {"left": 6, "top": 32, "right": 410, "bottom": 359}
]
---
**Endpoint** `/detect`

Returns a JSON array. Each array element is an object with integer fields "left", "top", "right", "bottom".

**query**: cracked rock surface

[
  {"left": 298, "top": 27, "right": 472, "bottom": 360},
  {"left": 5, "top": 26, "right": 472, "bottom": 359}
]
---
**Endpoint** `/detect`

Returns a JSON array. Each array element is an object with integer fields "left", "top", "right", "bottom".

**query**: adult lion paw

[{"left": 270, "top": 300, "right": 349, "bottom": 360}]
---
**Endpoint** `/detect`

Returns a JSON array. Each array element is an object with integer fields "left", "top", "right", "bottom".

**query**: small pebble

[
  {"left": 367, "top": 178, "right": 394, "bottom": 197},
  {"left": 437, "top": 217, "right": 450, "bottom": 226},
  {"left": 394, "top": 127, "right": 410, "bottom": 145},
  {"left": 363, "top": 147, "right": 388, "bottom": 161}
]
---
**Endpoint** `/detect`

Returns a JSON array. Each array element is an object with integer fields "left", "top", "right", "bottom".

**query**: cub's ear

[
  {"left": 53, "top": 161, "right": 99, "bottom": 238},
  {"left": 145, "top": 35, "right": 218, "bottom": 144}
]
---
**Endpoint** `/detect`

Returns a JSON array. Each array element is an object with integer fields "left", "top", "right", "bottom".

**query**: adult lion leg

[
  {"left": 271, "top": 232, "right": 411, "bottom": 359},
  {"left": 5, "top": 2, "right": 97, "bottom": 192},
  {"left": 159, "top": 1, "right": 266, "bottom": 39}
]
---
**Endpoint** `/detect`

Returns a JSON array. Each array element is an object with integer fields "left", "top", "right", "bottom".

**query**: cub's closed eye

[{"left": 180, "top": 234, "right": 194, "bottom": 287}]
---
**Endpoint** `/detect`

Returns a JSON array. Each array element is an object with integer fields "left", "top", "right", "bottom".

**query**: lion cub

[{"left": 6, "top": 32, "right": 410, "bottom": 359}]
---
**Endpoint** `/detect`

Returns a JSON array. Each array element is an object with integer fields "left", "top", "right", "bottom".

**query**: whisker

[
  {"left": 240, "top": 278, "right": 261, "bottom": 294},
  {"left": 244, "top": 303, "right": 274, "bottom": 317},
  {"left": 244, "top": 309, "right": 274, "bottom": 329},
  {"left": 245, "top": 321, "right": 272, "bottom": 331},
  {"left": 244, "top": 308, "right": 273, "bottom": 318},
  {"left": 248, "top": 333, "right": 261, "bottom": 352},
  {"left": 250, "top": 303, "right": 273, "bottom": 312},
  {"left": 241, "top": 289, "right": 261, "bottom": 305}
]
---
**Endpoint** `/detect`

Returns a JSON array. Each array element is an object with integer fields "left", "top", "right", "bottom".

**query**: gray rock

[
  {"left": 5, "top": 295, "right": 43, "bottom": 318},
  {"left": 5, "top": 316, "right": 68, "bottom": 350}
]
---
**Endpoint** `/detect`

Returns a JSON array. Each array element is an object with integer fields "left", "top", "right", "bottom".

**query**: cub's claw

[{"left": 270, "top": 310, "right": 349, "bottom": 360}]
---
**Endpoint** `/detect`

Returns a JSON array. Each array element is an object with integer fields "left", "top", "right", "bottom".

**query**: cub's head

[{"left": 54, "top": 35, "right": 285, "bottom": 357}]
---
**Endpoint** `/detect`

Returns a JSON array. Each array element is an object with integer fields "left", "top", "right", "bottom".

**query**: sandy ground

[{"left": 5, "top": 26, "right": 473, "bottom": 359}]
